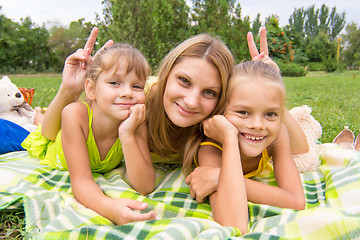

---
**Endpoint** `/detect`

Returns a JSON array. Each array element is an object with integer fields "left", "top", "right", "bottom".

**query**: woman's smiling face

[{"left": 163, "top": 57, "right": 221, "bottom": 128}]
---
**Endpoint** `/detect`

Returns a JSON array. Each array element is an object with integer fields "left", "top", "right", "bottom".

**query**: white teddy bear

[
  {"left": 0, "top": 76, "right": 38, "bottom": 132},
  {"left": 290, "top": 105, "right": 322, "bottom": 172}
]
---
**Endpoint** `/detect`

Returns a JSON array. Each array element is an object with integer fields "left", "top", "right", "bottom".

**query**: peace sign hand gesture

[
  {"left": 247, "top": 27, "right": 280, "bottom": 72},
  {"left": 62, "top": 27, "right": 114, "bottom": 99}
]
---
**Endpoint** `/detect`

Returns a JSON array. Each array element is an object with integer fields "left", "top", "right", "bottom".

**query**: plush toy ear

[
  {"left": 1, "top": 76, "right": 11, "bottom": 83},
  {"left": 84, "top": 79, "right": 96, "bottom": 101}
]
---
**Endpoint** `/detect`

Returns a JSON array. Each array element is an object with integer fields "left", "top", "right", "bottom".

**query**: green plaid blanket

[{"left": 1, "top": 143, "right": 360, "bottom": 239}]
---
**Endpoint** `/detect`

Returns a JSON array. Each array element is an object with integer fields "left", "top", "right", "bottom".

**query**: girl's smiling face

[
  {"left": 163, "top": 57, "right": 221, "bottom": 128},
  {"left": 87, "top": 58, "right": 146, "bottom": 122},
  {"left": 224, "top": 80, "right": 282, "bottom": 157}
]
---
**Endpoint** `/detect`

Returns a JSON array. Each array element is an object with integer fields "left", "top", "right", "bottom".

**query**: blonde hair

[
  {"left": 146, "top": 34, "right": 234, "bottom": 174},
  {"left": 227, "top": 61, "right": 286, "bottom": 116},
  {"left": 87, "top": 43, "right": 150, "bottom": 86}
]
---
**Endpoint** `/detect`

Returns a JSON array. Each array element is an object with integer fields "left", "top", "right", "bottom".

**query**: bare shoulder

[
  {"left": 62, "top": 102, "right": 88, "bottom": 117},
  {"left": 62, "top": 102, "right": 89, "bottom": 131}
]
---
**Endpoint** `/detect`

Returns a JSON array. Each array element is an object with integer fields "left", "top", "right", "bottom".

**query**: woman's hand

[{"left": 185, "top": 166, "right": 220, "bottom": 203}]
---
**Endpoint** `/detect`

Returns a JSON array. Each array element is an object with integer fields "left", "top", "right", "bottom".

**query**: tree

[
  {"left": 265, "top": 16, "right": 294, "bottom": 63},
  {"left": 190, "top": 0, "right": 250, "bottom": 61},
  {"left": 0, "top": 12, "right": 52, "bottom": 73},
  {"left": 48, "top": 19, "right": 94, "bottom": 72},
  {"left": 100, "top": 0, "right": 190, "bottom": 68},
  {"left": 286, "top": 4, "right": 345, "bottom": 65},
  {"left": 191, "top": 0, "right": 234, "bottom": 35},
  {"left": 251, "top": 13, "right": 261, "bottom": 39},
  {"left": 342, "top": 22, "right": 360, "bottom": 68},
  {"left": 304, "top": 5, "right": 319, "bottom": 38},
  {"left": 226, "top": 2, "right": 251, "bottom": 62},
  {"left": 288, "top": 4, "right": 345, "bottom": 41},
  {"left": 329, "top": 7, "right": 346, "bottom": 40}
]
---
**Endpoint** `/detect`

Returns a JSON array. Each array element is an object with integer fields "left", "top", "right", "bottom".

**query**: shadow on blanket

[{"left": 1, "top": 144, "right": 360, "bottom": 239}]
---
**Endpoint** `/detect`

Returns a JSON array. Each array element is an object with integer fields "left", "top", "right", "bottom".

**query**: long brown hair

[{"left": 146, "top": 34, "right": 234, "bottom": 174}]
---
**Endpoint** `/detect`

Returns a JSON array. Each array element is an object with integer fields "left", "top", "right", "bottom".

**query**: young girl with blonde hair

[
  {"left": 23, "top": 42, "right": 156, "bottom": 225},
  {"left": 186, "top": 61, "right": 306, "bottom": 233}
]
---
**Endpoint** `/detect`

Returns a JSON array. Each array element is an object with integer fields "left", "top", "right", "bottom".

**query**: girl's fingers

[
  {"left": 98, "top": 39, "right": 114, "bottom": 53},
  {"left": 83, "top": 27, "right": 99, "bottom": 53},
  {"left": 259, "top": 27, "right": 269, "bottom": 56},
  {"left": 247, "top": 31, "right": 259, "bottom": 59}
]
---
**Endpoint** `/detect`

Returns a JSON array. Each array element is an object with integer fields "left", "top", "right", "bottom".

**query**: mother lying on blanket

[{"left": 22, "top": 27, "right": 308, "bottom": 234}]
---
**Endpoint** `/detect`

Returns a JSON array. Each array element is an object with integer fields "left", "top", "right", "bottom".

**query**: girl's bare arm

[{"left": 62, "top": 103, "right": 155, "bottom": 225}]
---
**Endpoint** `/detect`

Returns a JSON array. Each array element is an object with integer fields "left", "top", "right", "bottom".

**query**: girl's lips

[
  {"left": 241, "top": 133, "right": 265, "bottom": 141},
  {"left": 176, "top": 102, "right": 197, "bottom": 116},
  {"left": 114, "top": 103, "right": 134, "bottom": 108}
]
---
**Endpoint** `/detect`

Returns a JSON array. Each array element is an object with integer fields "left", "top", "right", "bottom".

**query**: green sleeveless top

[{"left": 23, "top": 102, "right": 123, "bottom": 173}]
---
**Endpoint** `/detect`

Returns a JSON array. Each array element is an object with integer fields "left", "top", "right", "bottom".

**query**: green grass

[
  {"left": 285, "top": 70, "right": 360, "bottom": 143},
  {"left": 9, "top": 73, "right": 62, "bottom": 109},
  {"left": 1, "top": 70, "right": 360, "bottom": 238},
  {"left": 0, "top": 210, "right": 26, "bottom": 239}
]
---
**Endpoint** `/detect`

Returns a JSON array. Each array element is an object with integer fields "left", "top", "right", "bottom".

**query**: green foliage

[
  {"left": 190, "top": 0, "right": 251, "bottom": 62},
  {"left": 277, "top": 61, "right": 307, "bottom": 77},
  {"left": 251, "top": 14, "right": 261, "bottom": 39},
  {"left": 48, "top": 19, "right": 94, "bottom": 72},
  {"left": 307, "top": 62, "right": 325, "bottom": 71},
  {"left": 342, "top": 22, "right": 360, "bottom": 68},
  {"left": 100, "top": 0, "right": 190, "bottom": 69},
  {"left": 322, "top": 55, "right": 338, "bottom": 72},
  {"left": 287, "top": 7, "right": 306, "bottom": 48},
  {"left": 305, "top": 31, "right": 337, "bottom": 62},
  {"left": 0, "top": 2, "right": 356, "bottom": 74},
  {"left": 265, "top": 16, "right": 294, "bottom": 63},
  {"left": 286, "top": 4, "right": 345, "bottom": 67},
  {"left": 0, "top": 15, "right": 52, "bottom": 73}
]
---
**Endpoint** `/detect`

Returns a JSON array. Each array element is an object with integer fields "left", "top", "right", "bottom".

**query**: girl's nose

[
  {"left": 249, "top": 115, "right": 265, "bottom": 130},
  {"left": 120, "top": 85, "right": 133, "bottom": 97}
]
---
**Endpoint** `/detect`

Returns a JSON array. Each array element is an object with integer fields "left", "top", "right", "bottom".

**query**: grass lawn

[{"left": 1, "top": 70, "right": 360, "bottom": 238}]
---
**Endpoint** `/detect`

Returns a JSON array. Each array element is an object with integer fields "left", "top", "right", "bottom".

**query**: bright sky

[{"left": 1, "top": 0, "right": 359, "bottom": 30}]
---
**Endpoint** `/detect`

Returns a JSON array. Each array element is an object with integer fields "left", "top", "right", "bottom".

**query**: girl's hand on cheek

[
  {"left": 203, "top": 115, "right": 238, "bottom": 144},
  {"left": 119, "top": 104, "right": 146, "bottom": 138}
]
